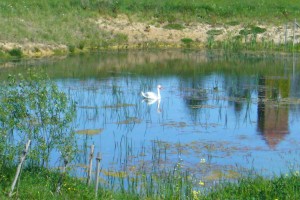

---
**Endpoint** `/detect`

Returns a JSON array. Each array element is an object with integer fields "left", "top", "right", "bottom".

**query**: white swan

[{"left": 141, "top": 85, "right": 162, "bottom": 100}]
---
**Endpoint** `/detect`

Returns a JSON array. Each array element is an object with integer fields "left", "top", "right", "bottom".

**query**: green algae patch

[{"left": 75, "top": 129, "right": 103, "bottom": 135}]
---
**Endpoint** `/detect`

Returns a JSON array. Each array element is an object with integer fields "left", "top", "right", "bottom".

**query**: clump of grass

[
  {"left": 252, "top": 26, "right": 267, "bottom": 34},
  {"left": 0, "top": 166, "right": 111, "bottom": 199},
  {"left": 68, "top": 45, "right": 76, "bottom": 53},
  {"left": 78, "top": 41, "right": 85, "bottom": 50},
  {"left": 239, "top": 26, "right": 267, "bottom": 36},
  {"left": 181, "top": 38, "right": 194, "bottom": 48},
  {"left": 226, "top": 21, "right": 240, "bottom": 26},
  {"left": 203, "top": 172, "right": 300, "bottom": 200},
  {"left": 8, "top": 48, "right": 23, "bottom": 57},
  {"left": 163, "top": 23, "right": 185, "bottom": 30},
  {"left": 207, "top": 29, "right": 223, "bottom": 36}
]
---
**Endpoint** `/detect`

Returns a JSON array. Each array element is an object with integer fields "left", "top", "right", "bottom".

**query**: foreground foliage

[
  {"left": 0, "top": 70, "right": 77, "bottom": 169},
  {"left": 203, "top": 173, "right": 300, "bottom": 200},
  {"left": 1, "top": 166, "right": 300, "bottom": 199}
]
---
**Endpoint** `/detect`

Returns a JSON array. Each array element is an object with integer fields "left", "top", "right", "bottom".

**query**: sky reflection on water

[
  {"left": 2, "top": 50, "right": 300, "bottom": 181},
  {"left": 46, "top": 50, "right": 300, "bottom": 180}
]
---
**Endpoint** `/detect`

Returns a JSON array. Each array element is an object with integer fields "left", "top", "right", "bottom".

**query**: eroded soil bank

[{"left": 0, "top": 15, "right": 296, "bottom": 58}]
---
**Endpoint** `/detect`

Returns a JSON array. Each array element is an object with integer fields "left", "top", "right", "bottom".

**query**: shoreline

[{"left": 0, "top": 15, "right": 298, "bottom": 60}]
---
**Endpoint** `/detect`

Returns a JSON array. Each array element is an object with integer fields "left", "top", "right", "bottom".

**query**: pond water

[{"left": 2, "top": 50, "right": 300, "bottom": 183}]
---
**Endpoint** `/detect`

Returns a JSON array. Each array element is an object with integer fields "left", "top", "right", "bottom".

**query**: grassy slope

[
  {"left": 115, "top": 0, "right": 300, "bottom": 24},
  {"left": 0, "top": 0, "right": 299, "bottom": 48},
  {"left": 0, "top": 0, "right": 127, "bottom": 51},
  {"left": 2, "top": 167, "right": 300, "bottom": 199}
]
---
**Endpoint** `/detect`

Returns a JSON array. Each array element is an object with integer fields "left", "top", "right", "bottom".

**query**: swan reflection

[{"left": 142, "top": 99, "right": 161, "bottom": 113}]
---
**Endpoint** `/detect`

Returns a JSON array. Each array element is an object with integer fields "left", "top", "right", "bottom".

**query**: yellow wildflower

[
  {"left": 199, "top": 180, "right": 205, "bottom": 186},
  {"left": 192, "top": 190, "right": 200, "bottom": 200}
]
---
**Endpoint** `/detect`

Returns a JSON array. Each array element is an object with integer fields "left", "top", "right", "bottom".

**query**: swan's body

[{"left": 141, "top": 85, "right": 162, "bottom": 100}]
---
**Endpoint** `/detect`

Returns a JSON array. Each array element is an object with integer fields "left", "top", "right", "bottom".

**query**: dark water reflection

[{"left": 2, "top": 50, "right": 300, "bottom": 181}]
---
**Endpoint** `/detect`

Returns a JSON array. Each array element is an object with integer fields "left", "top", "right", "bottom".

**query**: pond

[{"left": 2, "top": 50, "right": 300, "bottom": 184}]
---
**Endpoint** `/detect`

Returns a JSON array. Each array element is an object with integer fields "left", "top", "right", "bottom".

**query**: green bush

[
  {"left": 181, "top": 38, "right": 193, "bottom": 48},
  {"left": 163, "top": 23, "right": 185, "bottom": 30},
  {"left": 68, "top": 45, "right": 76, "bottom": 53},
  {"left": 0, "top": 70, "right": 77, "bottom": 168},
  {"left": 8, "top": 48, "right": 23, "bottom": 57},
  {"left": 207, "top": 29, "right": 223, "bottom": 36}
]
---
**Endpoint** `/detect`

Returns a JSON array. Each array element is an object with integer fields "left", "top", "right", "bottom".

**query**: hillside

[{"left": 0, "top": 0, "right": 300, "bottom": 58}]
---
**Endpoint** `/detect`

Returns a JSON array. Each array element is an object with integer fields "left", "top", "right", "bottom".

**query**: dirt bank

[
  {"left": 0, "top": 15, "right": 296, "bottom": 58},
  {"left": 97, "top": 15, "right": 293, "bottom": 46}
]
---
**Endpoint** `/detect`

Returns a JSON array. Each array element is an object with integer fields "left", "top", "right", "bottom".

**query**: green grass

[
  {"left": 0, "top": 0, "right": 300, "bottom": 56},
  {"left": 0, "top": 167, "right": 114, "bottom": 199},
  {"left": 2, "top": 166, "right": 300, "bottom": 199},
  {"left": 0, "top": 0, "right": 127, "bottom": 50},
  {"left": 203, "top": 173, "right": 300, "bottom": 200},
  {"left": 1, "top": 0, "right": 299, "bottom": 41},
  {"left": 90, "top": 0, "right": 300, "bottom": 24},
  {"left": 8, "top": 48, "right": 22, "bottom": 57},
  {"left": 163, "top": 23, "right": 185, "bottom": 30},
  {"left": 207, "top": 29, "right": 223, "bottom": 36}
]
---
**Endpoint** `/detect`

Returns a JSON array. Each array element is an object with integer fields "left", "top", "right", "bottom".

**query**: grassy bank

[
  {"left": 2, "top": 166, "right": 300, "bottom": 199},
  {"left": 0, "top": 0, "right": 300, "bottom": 59},
  {"left": 90, "top": 0, "right": 300, "bottom": 24},
  {"left": 0, "top": 0, "right": 128, "bottom": 58}
]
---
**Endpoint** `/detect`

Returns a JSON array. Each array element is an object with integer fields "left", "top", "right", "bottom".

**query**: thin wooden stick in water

[
  {"left": 56, "top": 157, "right": 69, "bottom": 194},
  {"left": 9, "top": 140, "right": 31, "bottom": 197},
  {"left": 95, "top": 152, "right": 102, "bottom": 198},
  {"left": 87, "top": 144, "right": 94, "bottom": 186}
]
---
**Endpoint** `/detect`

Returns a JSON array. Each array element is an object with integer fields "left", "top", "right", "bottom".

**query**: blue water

[
  {"left": 4, "top": 50, "right": 300, "bottom": 182},
  {"left": 51, "top": 53, "right": 300, "bottom": 180}
]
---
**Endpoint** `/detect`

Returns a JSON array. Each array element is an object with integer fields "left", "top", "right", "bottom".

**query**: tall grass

[
  {"left": 0, "top": 0, "right": 127, "bottom": 49},
  {"left": 84, "top": 0, "right": 300, "bottom": 24},
  {"left": 1, "top": 0, "right": 299, "bottom": 50},
  {"left": 2, "top": 154, "right": 300, "bottom": 199},
  {"left": 203, "top": 173, "right": 300, "bottom": 200}
]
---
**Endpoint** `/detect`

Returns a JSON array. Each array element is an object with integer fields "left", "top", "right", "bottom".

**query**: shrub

[
  {"left": 0, "top": 70, "right": 77, "bottom": 168},
  {"left": 207, "top": 29, "right": 223, "bottom": 36},
  {"left": 8, "top": 48, "right": 23, "bottom": 57},
  {"left": 68, "top": 45, "right": 76, "bottom": 53},
  {"left": 163, "top": 23, "right": 185, "bottom": 30},
  {"left": 181, "top": 38, "right": 193, "bottom": 48}
]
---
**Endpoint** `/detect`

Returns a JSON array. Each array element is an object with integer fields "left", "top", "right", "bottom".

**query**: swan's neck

[{"left": 157, "top": 88, "right": 161, "bottom": 99}]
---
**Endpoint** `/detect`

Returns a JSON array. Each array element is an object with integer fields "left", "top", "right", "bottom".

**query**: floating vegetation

[
  {"left": 190, "top": 104, "right": 219, "bottom": 109},
  {"left": 78, "top": 105, "right": 100, "bottom": 109},
  {"left": 162, "top": 121, "right": 188, "bottom": 128},
  {"left": 117, "top": 117, "right": 141, "bottom": 124},
  {"left": 75, "top": 129, "right": 103, "bottom": 135},
  {"left": 258, "top": 97, "right": 300, "bottom": 105},
  {"left": 102, "top": 170, "right": 128, "bottom": 178},
  {"left": 102, "top": 103, "right": 135, "bottom": 109},
  {"left": 204, "top": 170, "right": 241, "bottom": 181}
]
